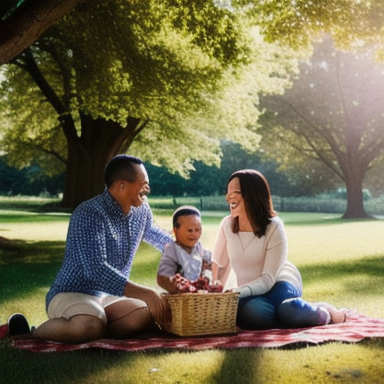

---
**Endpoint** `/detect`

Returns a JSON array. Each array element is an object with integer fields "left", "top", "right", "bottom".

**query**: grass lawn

[{"left": 0, "top": 202, "right": 384, "bottom": 384}]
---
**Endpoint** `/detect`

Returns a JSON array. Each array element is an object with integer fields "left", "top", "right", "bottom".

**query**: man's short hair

[
  {"left": 172, "top": 205, "right": 201, "bottom": 228},
  {"left": 104, "top": 154, "right": 143, "bottom": 188}
]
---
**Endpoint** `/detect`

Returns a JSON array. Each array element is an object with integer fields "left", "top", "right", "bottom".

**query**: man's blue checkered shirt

[{"left": 46, "top": 189, "right": 172, "bottom": 309}]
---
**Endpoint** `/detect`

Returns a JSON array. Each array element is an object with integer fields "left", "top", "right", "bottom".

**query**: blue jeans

[{"left": 237, "top": 282, "right": 328, "bottom": 329}]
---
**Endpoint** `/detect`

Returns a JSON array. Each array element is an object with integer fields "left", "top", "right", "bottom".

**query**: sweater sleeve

[{"left": 212, "top": 218, "right": 232, "bottom": 284}]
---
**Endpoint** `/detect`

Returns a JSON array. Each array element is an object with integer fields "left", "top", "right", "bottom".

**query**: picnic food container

[{"left": 163, "top": 292, "right": 239, "bottom": 337}]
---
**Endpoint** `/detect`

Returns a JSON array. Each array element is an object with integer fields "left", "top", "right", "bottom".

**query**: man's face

[{"left": 123, "top": 164, "right": 150, "bottom": 208}]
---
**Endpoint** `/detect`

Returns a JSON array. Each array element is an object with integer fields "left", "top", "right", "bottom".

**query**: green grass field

[{"left": 1, "top": 201, "right": 384, "bottom": 384}]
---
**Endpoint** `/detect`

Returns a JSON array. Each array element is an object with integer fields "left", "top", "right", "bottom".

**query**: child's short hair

[{"left": 172, "top": 205, "right": 201, "bottom": 228}]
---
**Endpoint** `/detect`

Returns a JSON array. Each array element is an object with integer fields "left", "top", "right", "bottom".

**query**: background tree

[
  {"left": 0, "top": 155, "right": 64, "bottom": 196},
  {"left": 364, "top": 156, "right": 384, "bottom": 197},
  {"left": 241, "top": 0, "right": 384, "bottom": 60},
  {"left": 259, "top": 36, "right": 384, "bottom": 218},
  {"left": 0, "top": 0, "right": 300, "bottom": 208},
  {"left": 145, "top": 141, "right": 299, "bottom": 198}
]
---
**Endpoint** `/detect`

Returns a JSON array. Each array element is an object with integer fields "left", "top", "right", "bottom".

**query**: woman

[{"left": 212, "top": 169, "right": 345, "bottom": 329}]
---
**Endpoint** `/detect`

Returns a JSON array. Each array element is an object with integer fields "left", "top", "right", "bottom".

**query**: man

[{"left": 8, "top": 155, "right": 173, "bottom": 342}]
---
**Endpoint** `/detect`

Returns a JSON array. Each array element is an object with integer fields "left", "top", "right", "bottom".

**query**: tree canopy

[
  {"left": 0, "top": 0, "right": 301, "bottom": 207},
  {"left": 2, "top": 1, "right": 384, "bottom": 64},
  {"left": 241, "top": 0, "right": 384, "bottom": 60},
  {"left": 1, "top": 0, "right": 384, "bottom": 211}
]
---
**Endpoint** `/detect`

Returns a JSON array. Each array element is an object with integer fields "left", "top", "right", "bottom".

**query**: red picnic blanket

[{"left": 2, "top": 310, "right": 384, "bottom": 353}]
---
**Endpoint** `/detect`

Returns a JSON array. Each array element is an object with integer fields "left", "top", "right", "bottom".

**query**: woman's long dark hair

[{"left": 228, "top": 169, "right": 276, "bottom": 237}]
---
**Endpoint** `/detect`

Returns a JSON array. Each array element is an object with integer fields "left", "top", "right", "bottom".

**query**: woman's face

[{"left": 226, "top": 177, "right": 247, "bottom": 218}]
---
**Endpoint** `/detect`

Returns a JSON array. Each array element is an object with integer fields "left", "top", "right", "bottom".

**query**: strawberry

[{"left": 169, "top": 274, "right": 223, "bottom": 293}]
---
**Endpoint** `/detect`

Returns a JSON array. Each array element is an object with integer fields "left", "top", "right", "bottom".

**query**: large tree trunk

[
  {"left": 62, "top": 114, "right": 143, "bottom": 209},
  {"left": 342, "top": 168, "right": 370, "bottom": 219},
  {"left": 18, "top": 49, "right": 146, "bottom": 209}
]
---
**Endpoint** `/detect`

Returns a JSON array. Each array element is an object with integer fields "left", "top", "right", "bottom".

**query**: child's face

[{"left": 174, "top": 214, "right": 202, "bottom": 250}]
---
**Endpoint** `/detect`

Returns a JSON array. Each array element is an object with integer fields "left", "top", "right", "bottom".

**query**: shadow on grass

[
  {"left": 0, "top": 342, "right": 263, "bottom": 384},
  {"left": 0, "top": 198, "right": 71, "bottom": 214},
  {"left": 300, "top": 256, "right": 384, "bottom": 296},
  {"left": 360, "top": 337, "right": 384, "bottom": 351},
  {"left": 0, "top": 240, "right": 65, "bottom": 304},
  {"left": 0, "top": 343, "right": 140, "bottom": 384},
  {"left": 210, "top": 349, "right": 262, "bottom": 384},
  {"left": 282, "top": 216, "right": 381, "bottom": 226}
]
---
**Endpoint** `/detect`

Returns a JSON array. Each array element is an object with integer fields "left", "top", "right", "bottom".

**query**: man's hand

[
  {"left": 140, "top": 288, "right": 171, "bottom": 327},
  {"left": 123, "top": 281, "right": 171, "bottom": 328}
]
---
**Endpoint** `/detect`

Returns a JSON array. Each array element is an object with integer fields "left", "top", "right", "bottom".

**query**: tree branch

[
  {"left": 16, "top": 47, "right": 67, "bottom": 116},
  {"left": 0, "top": 0, "right": 86, "bottom": 65}
]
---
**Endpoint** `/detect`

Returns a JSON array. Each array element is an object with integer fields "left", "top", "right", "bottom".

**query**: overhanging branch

[{"left": 0, "top": 0, "right": 86, "bottom": 65}]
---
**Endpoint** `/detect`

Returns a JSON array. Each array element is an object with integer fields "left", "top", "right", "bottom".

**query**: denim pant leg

[
  {"left": 265, "top": 281, "right": 329, "bottom": 327},
  {"left": 277, "top": 298, "right": 330, "bottom": 328},
  {"left": 237, "top": 282, "right": 301, "bottom": 330},
  {"left": 263, "top": 281, "right": 302, "bottom": 310},
  {"left": 237, "top": 296, "right": 276, "bottom": 329}
]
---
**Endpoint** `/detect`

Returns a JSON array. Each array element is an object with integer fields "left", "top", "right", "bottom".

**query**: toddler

[{"left": 157, "top": 206, "right": 213, "bottom": 293}]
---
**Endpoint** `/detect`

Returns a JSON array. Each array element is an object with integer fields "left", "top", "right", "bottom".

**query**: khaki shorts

[{"left": 47, "top": 292, "right": 133, "bottom": 324}]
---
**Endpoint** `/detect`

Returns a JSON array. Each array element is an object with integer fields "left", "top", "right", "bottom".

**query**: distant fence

[{"left": 148, "top": 195, "right": 384, "bottom": 216}]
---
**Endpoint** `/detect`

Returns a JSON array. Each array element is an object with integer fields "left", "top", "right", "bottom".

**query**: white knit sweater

[{"left": 212, "top": 215, "right": 302, "bottom": 298}]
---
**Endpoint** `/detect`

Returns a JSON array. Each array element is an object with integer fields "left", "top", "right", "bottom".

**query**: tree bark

[
  {"left": 62, "top": 114, "right": 144, "bottom": 209},
  {"left": 342, "top": 167, "right": 371, "bottom": 219},
  {"left": 0, "top": 0, "right": 86, "bottom": 65},
  {"left": 14, "top": 47, "right": 147, "bottom": 209}
]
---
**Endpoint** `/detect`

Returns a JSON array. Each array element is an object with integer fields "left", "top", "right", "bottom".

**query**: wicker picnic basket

[{"left": 163, "top": 292, "right": 239, "bottom": 337}]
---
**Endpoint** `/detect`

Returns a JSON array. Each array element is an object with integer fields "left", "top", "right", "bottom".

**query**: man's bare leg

[
  {"left": 33, "top": 315, "right": 106, "bottom": 343},
  {"left": 104, "top": 298, "right": 156, "bottom": 338}
]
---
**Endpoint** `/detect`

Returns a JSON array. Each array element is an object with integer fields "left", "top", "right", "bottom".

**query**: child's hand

[
  {"left": 169, "top": 274, "right": 223, "bottom": 293},
  {"left": 170, "top": 274, "right": 196, "bottom": 293},
  {"left": 202, "top": 260, "right": 212, "bottom": 271},
  {"left": 194, "top": 277, "right": 209, "bottom": 291}
]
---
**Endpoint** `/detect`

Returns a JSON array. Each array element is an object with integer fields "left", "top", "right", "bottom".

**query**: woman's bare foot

[
  {"left": 317, "top": 304, "right": 346, "bottom": 323},
  {"left": 327, "top": 306, "right": 346, "bottom": 323}
]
